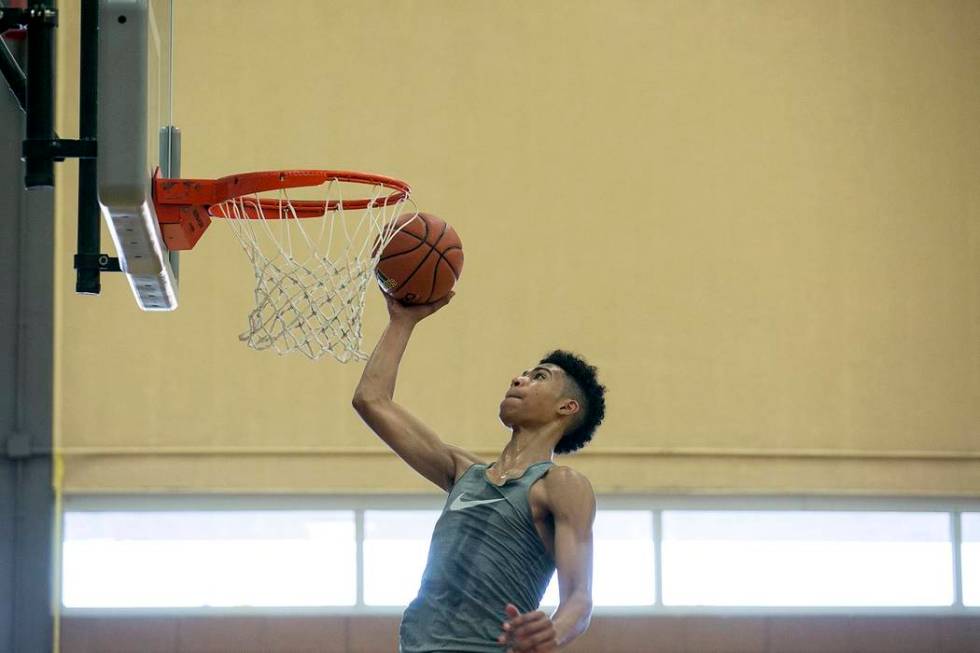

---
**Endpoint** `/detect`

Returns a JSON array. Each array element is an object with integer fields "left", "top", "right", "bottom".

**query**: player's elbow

[
  {"left": 572, "top": 592, "right": 594, "bottom": 640},
  {"left": 576, "top": 591, "right": 593, "bottom": 618},
  {"left": 351, "top": 393, "right": 372, "bottom": 413},
  {"left": 351, "top": 392, "right": 387, "bottom": 415},
  {"left": 565, "top": 588, "right": 593, "bottom": 622}
]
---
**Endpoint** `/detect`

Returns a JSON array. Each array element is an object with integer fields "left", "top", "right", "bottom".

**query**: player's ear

[{"left": 557, "top": 398, "right": 580, "bottom": 417}]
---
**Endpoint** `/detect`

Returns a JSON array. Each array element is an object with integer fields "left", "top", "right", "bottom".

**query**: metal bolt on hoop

[{"left": 153, "top": 169, "right": 415, "bottom": 362}]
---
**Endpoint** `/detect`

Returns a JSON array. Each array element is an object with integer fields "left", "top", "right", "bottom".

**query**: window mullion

[
  {"left": 356, "top": 509, "right": 365, "bottom": 610},
  {"left": 653, "top": 509, "right": 663, "bottom": 608},
  {"left": 952, "top": 511, "right": 963, "bottom": 608}
]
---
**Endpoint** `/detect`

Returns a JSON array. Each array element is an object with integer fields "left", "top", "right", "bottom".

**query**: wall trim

[{"left": 54, "top": 445, "right": 980, "bottom": 461}]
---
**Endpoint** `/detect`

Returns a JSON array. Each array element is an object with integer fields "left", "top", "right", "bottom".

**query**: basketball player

[{"left": 352, "top": 292, "right": 606, "bottom": 652}]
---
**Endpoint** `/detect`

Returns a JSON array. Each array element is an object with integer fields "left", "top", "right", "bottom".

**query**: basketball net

[{"left": 213, "top": 180, "right": 415, "bottom": 362}]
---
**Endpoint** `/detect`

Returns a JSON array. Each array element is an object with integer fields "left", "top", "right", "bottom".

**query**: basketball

[{"left": 374, "top": 212, "right": 464, "bottom": 305}]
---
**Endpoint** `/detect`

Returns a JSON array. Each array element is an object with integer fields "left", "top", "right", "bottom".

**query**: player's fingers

[
  {"left": 532, "top": 629, "right": 559, "bottom": 649},
  {"left": 505, "top": 606, "right": 532, "bottom": 627},
  {"left": 435, "top": 291, "right": 455, "bottom": 308},
  {"left": 514, "top": 624, "right": 551, "bottom": 644},
  {"left": 419, "top": 291, "right": 453, "bottom": 315},
  {"left": 509, "top": 636, "right": 547, "bottom": 652},
  {"left": 517, "top": 629, "right": 559, "bottom": 652},
  {"left": 512, "top": 614, "right": 549, "bottom": 637},
  {"left": 513, "top": 609, "right": 547, "bottom": 629},
  {"left": 513, "top": 621, "right": 554, "bottom": 648},
  {"left": 501, "top": 602, "right": 523, "bottom": 642}
]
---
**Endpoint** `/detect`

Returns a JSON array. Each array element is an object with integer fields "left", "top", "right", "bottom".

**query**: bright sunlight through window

[
  {"left": 364, "top": 511, "right": 441, "bottom": 606},
  {"left": 540, "top": 511, "right": 655, "bottom": 607},
  {"left": 662, "top": 511, "right": 953, "bottom": 607},
  {"left": 62, "top": 511, "right": 356, "bottom": 608},
  {"left": 62, "top": 506, "right": 971, "bottom": 611}
]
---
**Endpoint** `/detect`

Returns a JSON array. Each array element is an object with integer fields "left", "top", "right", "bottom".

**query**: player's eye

[{"left": 534, "top": 372, "right": 546, "bottom": 379}]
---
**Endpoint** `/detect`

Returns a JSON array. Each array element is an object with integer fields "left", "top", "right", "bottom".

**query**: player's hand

[
  {"left": 498, "top": 603, "right": 558, "bottom": 652},
  {"left": 385, "top": 291, "right": 455, "bottom": 325}
]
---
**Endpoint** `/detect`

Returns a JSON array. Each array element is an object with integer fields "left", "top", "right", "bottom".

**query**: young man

[{"left": 352, "top": 292, "right": 607, "bottom": 652}]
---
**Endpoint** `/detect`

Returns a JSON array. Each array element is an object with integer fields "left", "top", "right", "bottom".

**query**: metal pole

[
  {"left": 76, "top": 0, "right": 100, "bottom": 294},
  {"left": 24, "top": 1, "right": 55, "bottom": 188}
]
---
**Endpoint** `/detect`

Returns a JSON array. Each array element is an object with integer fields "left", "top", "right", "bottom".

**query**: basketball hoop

[{"left": 153, "top": 169, "right": 414, "bottom": 362}]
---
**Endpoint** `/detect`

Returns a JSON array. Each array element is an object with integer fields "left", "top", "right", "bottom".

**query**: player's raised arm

[{"left": 352, "top": 293, "right": 478, "bottom": 491}]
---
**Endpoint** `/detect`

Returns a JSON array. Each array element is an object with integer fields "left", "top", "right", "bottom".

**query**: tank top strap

[{"left": 512, "top": 460, "right": 554, "bottom": 488}]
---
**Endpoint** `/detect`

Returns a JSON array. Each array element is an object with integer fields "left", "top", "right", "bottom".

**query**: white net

[{"left": 214, "top": 179, "right": 414, "bottom": 362}]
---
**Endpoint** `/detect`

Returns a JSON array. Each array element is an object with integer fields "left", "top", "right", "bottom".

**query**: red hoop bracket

[{"left": 152, "top": 169, "right": 411, "bottom": 251}]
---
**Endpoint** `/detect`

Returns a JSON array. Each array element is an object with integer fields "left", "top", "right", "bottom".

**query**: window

[
  {"left": 62, "top": 511, "right": 356, "bottom": 608},
  {"left": 541, "top": 510, "right": 655, "bottom": 607},
  {"left": 61, "top": 500, "right": 977, "bottom": 613},
  {"left": 662, "top": 511, "right": 953, "bottom": 607},
  {"left": 364, "top": 511, "right": 441, "bottom": 606}
]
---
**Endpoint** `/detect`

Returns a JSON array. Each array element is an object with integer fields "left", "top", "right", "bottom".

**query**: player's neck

[{"left": 495, "top": 425, "right": 559, "bottom": 471}]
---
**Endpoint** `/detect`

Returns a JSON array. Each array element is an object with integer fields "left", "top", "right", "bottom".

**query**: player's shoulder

[
  {"left": 544, "top": 463, "right": 591, "bottom": 486},
  {"left": 542, "top": 464, "right": 596, "bottom": 507},
  {"left": 448, "top": 444, "right": 485, "bottom": 467}
]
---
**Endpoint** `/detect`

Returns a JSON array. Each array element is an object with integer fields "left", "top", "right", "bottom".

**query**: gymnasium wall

[
  {"left": 56, "top": 614, "right": 980, "bottom": 653},
  {"left": 55, "top": 0, "right": 979, "bottom": 496}
]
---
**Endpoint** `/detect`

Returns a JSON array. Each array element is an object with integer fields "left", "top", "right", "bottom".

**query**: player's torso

[{"left": 452, "top": 457, "right": 556, "bottom": 559}]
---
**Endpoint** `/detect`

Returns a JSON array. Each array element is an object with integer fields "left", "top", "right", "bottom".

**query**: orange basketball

[{"left": 374, "top": 212, "right": 463, "bottom": 304}]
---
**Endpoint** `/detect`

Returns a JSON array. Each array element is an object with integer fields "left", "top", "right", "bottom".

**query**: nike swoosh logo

[{"left": 449, "top": 494, "right": 505, "bottom": 512}]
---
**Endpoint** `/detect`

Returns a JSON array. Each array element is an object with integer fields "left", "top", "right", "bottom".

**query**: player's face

[{"left": 498, "top": 363, "right": 566, "bottom": 428}]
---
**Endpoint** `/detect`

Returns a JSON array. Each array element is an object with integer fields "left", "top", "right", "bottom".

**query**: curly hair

[{"left": 540, "top": 350, "right": 606, "bottom": 454}]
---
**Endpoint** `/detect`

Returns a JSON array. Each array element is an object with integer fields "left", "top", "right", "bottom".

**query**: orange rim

[
  {"left": 153, "top": 169, "right": 411, "bottom": 219},
  {"left": 152, "top": 168, "right": 412, "bottom": 251}
]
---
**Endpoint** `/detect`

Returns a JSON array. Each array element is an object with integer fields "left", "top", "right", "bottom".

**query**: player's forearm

[
  {"left": 353, "top": 317, "right": 416, "bottom": 403},
  {"left": 551, "top": 591, "right": 592, "bottom": 647}
]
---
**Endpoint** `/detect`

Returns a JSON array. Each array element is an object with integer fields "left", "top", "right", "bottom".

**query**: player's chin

[{"left": 498, "top": 404, "right": 518, "bottom": 427}]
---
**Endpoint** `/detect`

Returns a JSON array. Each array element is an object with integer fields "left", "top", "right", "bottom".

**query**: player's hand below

[
  {"left": 498, "top": 603, "right": 558, "bottom": 652},
  {"left": 385, "top": 291, "right": 455, "bottom": 325}
]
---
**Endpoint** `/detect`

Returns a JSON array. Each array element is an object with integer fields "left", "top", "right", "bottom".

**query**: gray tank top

[{"left": 399, "top": 461, "right": 556, "bottom": 653}]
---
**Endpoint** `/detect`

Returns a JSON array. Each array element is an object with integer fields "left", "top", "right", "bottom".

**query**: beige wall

[{"left": 55, "top": 0, "right": 979, "bottom": 495}]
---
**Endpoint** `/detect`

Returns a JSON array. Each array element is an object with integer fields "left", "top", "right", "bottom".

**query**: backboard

[{"left": 97, "top": 0, "right": 178, "bottom": 310}]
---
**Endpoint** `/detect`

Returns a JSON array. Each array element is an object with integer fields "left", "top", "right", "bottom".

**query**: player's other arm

[
  {"left": 352, "top": 293, "right": 479, "bottom": 491},
  {"left": 500, "top": 468, "right": 595, "bottom": 651},
  {"left": 497, "top": 467, "right": 595, "bottom": 653},
  {"left": 548, "top": 468, "right": 596, "bottom": 647}
]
